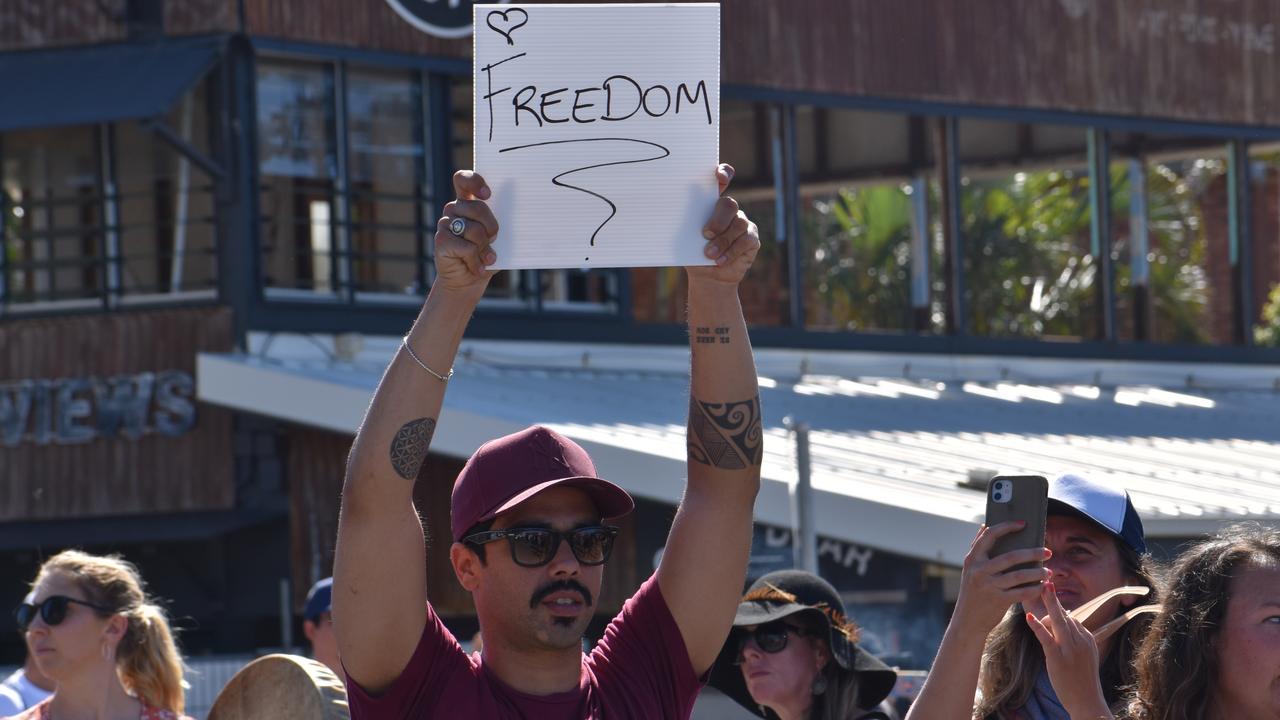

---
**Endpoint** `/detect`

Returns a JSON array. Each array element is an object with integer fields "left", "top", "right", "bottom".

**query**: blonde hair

[{"left": 36, "top": 550, "right": 187, "bottom": 715}]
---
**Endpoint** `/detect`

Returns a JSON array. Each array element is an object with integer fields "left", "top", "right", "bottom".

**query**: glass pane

[
  {"left": 540, "top": 268, "right": 616, "bottom": 309},
  {"left": 2, "top": 126, "right": 102, "bottom": 305},
  {"left": 115, "top": 84, "right": 218, "bottom": 297},
  {"left": 256, "top": 60, "right": 340, "bottom": 294},
  {"left": 959, "top": 120, "right": 1095, "bottom": 339},
  {"left": 348, "top": 68, "right": 425, "bottom": 297},
  {"left": 632, "top": 99, "right": 789, "bottom": 326},
  {"left": 1248, "top": 145, "right": 1280, "bottom": 347},
  {"left": 801, "top": 183, "right": 914, "bottom": 332},
  {"left": 1111, "top": 133, "right": 1226, "bottom": 345},
  {"left": 452, "top": 73, "right": 523, "bottom": 304},
  {"left": 799, "top": 108, "right": 935, "bottom": 333}
]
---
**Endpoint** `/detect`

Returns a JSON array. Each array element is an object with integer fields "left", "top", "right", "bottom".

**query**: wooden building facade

[{"left": 3, "top": 0, "right": 1280, "bottom": 661}]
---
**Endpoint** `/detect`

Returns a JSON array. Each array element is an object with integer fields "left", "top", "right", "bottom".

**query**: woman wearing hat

[
  {"left": 906, "top": 473, "right": 1162, "bottom": 720},
  {"left": 710, "top": 569, "right": 899, "bottom": 720}
]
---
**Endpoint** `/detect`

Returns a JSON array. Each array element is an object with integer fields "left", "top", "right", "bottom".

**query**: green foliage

[
  {"left": 961, "top": 169, "right": 1094, "bottom": 338},
  {"left": 802, "top": 184, "right": 913, "bottom": 331},
  {"left": 1255, "top": 283, "right": 1280, "bottom": 347},
  {"left": 801, "top": 156, "right": 1218, "bottom": 342}
]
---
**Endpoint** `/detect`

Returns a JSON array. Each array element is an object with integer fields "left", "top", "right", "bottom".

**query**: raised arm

[
  {"left": 333, "top": 171, "right": 499, "bottom": 693},
  {"left": 656, "top": 164, "right": 764, "bottom": 676},
  {"left": 905, "top": 523, "right": 1050, "bottom": 720}
]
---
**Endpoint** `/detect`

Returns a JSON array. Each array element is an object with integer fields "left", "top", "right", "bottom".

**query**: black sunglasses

[
  {"left": 14, "top": 595, "right": 115, "bottom": 631},
  {"left": 732, "top": 621, "right": 817, "bottom": 663},
  {"left": 463, "top": 525, "right": 619, "bottom": 568}
]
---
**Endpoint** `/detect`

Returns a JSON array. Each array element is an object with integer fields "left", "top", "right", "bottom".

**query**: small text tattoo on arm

[
  {"left": 389, "top": 417, "right": 436, "bottom": 480},
  {"left": 694, "top": 325, "right": 732, "bottom": 345},
  {"left": 688, "top": 394, "right": 762, "bottom": 468}
]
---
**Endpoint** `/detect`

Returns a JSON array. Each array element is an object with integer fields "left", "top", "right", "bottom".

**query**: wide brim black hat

[{"left": 707, "top": 570, "right": 898, "bottom": 717}]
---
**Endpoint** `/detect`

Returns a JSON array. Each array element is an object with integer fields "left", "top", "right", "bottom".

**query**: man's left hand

[{"left": 687, "top": 163, "right": 760, "bottom": 286}]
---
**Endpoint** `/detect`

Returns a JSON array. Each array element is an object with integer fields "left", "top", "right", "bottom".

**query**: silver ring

[{"left": 448, "top": 217, "right": 467, "bottom": 237}]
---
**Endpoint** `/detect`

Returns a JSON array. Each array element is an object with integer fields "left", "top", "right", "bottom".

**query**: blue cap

[
  {"left": 1048, "top": 473, "right": 1147, "bottom": 555},
  {"left": 303, "top": 577, "right": 333, "bottom": 621}
]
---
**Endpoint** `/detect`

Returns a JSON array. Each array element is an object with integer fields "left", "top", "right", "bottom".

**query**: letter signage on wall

[{"left": 0, "top": 371, "right": 197, "bottom": 447}]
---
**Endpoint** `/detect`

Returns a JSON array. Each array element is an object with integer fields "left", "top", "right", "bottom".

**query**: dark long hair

[{"left": 1125, "top": 524, "right": 1280, "bottom": 720}]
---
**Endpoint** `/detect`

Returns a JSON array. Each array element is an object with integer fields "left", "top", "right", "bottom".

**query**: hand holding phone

[{"left": 985, "top": 475, "right": 1049, "bottom": 585}]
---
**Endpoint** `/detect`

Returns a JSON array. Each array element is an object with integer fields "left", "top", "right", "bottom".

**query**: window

[
  {"left": 347, "top": 68, "right": 428, "bottom": 299},
  {"left": 798, "top": 108, "right": 936, "bottom": 333},
  {"left": 257, "top": 60, "right": 340, "bottom": 296},
  {"left": 2, "top": 126, "right": 104, "bottom": 309},
  {"left": 1247, "top": 144, "right": 1280, "bottom": 347},
  {"left": 450, "top": 74, "right": 617, "bottom": 312},
  {"left": 958, "top": 120, "right": 1096, "bottom": 340},
  {"left": 114, "top": 84, "right": 218, "bottom": 301},
  {"left": 1111, "top": 133, "right": 1228, "bottom": 344},
  {"left": 631, "top": 99, "right": 788, "bottom": 326}
]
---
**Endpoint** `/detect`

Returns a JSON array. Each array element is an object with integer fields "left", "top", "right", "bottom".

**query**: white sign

[{"left": 473, "top": 3, "right": 720, "bottom": 270}]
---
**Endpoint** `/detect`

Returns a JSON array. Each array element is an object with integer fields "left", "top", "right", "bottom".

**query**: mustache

[{"left": 529, "top": 579, "right": 594, "bottom": 609}]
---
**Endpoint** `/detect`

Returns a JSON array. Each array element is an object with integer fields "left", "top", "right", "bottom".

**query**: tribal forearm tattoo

[
  {"left": 688, "top": 395, "right": 763, "bottom": 469},
  {"left": 389, "top": 417, "right": 436, "bottom": 480}
]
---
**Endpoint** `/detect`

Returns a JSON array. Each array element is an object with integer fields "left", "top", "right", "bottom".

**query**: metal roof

[
  {"left": 0, "top": 36, "right": 224, "bottom": 132},
  {"left": 198, "top": 334, "right": 1280, "bottom": 565}
]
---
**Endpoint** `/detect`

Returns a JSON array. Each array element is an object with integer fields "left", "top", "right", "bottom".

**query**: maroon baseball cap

[{"left": 449, "top": 425, "right": 635, "bottom": 542}]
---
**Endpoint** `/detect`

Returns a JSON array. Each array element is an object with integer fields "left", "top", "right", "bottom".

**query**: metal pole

[
  {"left": 170, "top": 93, "right": 195, "bottom": 292},
  {"left": 781, "top": 105, "right": 805, "bottom": 329},
  {"left": 785, "top": 417, "right": 816, "bottom": 573},
  {"left": 99, "top": 124, "right": 122, "bottom": 309},
  {"left": 909, "top": 174, "right": 931, "bottom": 332},
  {"left": 1128, "top": 159, "right": 1150, "bottom": 341},
  {"left": 1228, "top": 140, "right": 1255, "bottom": 346},
  {"left": 936, "top": 117, "right": 966, "bottom": 336},
  {"left": 1087, "top": 128, "right": 1116, "bottom": 342},
  {"left": 279, "top": 577, "right": 294, "bottom": 650}
]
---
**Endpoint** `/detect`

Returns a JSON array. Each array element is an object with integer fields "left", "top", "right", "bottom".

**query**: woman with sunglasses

[
  {"left": 1125, "top": 523, "right": 1280, "bottom": 720},
  {"left": 709, "top": 570, "right": 899, "bottom": 720},
  {"left": 8, "top": 550, "right": 191, "bottom": 720}
]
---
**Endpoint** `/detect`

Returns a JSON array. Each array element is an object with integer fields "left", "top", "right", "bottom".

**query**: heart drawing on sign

[{"left": 486, "top": 8, "right": 529, "bottom": 46}]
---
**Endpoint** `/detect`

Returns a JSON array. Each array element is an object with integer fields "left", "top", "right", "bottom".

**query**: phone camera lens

[{"left": 993, "top": 493, "right": 1004, "bottom": 501}]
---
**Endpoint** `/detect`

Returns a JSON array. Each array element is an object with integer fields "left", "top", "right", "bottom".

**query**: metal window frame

[
  {"left": 231, "top": 39, "right": 1280, "bottom": 364},
  {"left": 1088, "top": 128, "right": 1116, "bottom": 342},
  {"left": 99, "top": 123, "right": 122, "bottom": 310},
  {"left": 0, "top": 133, "right": 7, "bottom": 312}
]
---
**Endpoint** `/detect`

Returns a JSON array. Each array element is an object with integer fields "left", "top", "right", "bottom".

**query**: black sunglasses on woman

[{"left": 14, "top": 595, "right": 114, "bottom": 631}]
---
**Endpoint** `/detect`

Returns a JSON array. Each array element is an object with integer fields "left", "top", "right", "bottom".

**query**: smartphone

[{"left": 984, "top": 475, "right": 1048, "bottom": 584}]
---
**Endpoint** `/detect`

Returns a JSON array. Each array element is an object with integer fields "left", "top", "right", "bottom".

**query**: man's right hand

[{"left": 435, "top": 170, "right": 500, "bottom": 293}]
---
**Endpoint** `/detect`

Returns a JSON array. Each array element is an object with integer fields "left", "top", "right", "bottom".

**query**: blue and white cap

[
  {"left": 1048, "top": 473, "right": 1147, "bottom": 555},
  {"left": 303, "top": 577, "right": 333, "bottom": 621}
]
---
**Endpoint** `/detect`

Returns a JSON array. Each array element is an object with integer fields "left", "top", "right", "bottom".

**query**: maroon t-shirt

[{"left": 346, "top": 574, "right": 705, "bottom": 719}]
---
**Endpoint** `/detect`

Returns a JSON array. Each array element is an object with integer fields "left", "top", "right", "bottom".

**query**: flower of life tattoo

[
  {"left": 687, "top": 395, "right": 763, "bottom": 468},
  {"left": 390, "top": 417, "right": 436, "bottom": 480}
]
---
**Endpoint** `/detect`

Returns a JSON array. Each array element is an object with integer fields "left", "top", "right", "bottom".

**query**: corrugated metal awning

[
  {"left": 196, "top": 335, "right": 1280, "bottom": 566},
  {"left": 0, "top": 35, "right": 224, "bottom": 132}
]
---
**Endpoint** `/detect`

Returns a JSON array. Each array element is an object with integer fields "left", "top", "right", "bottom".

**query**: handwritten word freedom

[{"left": 481, "top": 53, "right": 712, "bottom": 142}]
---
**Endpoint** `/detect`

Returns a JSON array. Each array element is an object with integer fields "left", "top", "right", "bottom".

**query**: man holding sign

[{"left": 332, "top": 160, "right": 762, "bottom": 719}]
